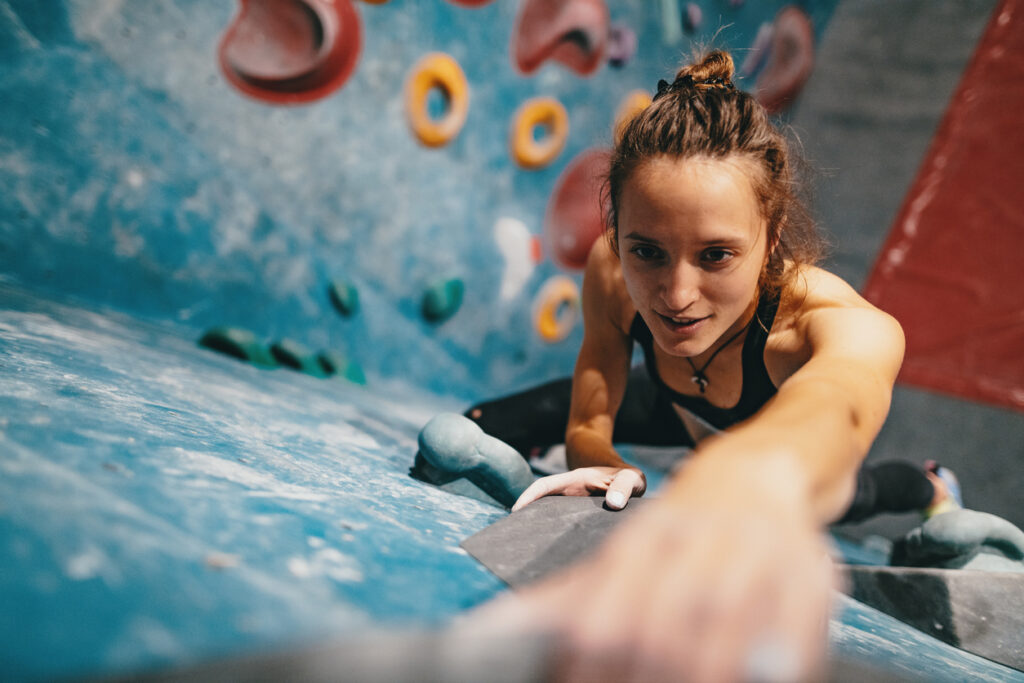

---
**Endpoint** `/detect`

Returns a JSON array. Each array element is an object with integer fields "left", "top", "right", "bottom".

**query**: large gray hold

[
  {"left": 416, "top": 413, "right": 534, "bottom": 508},
  {"left": 891, "top": 508, "right": 1024, "bottom": 572}
]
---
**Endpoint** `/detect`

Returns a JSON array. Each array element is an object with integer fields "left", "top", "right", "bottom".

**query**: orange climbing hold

[
  {"left": 405, "top": 53, "right": 470, "bottom": 148},
  {"left": 510, "top": 97, "right": 570, "bottom": 169},
  {"left": 613, "top": 90, "right": 652, "bottom": 142},
  {"left": 533, "top": 276, "right": 581, "bottom": 343}
]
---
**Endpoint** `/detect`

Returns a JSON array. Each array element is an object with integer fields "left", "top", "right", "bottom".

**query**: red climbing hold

[
  {"left": 512, "top": 0, "right": 609, "bottom": 77},
  {"left": 219, "top": 0, "right": 361, "bottom": 105},
  {"left": 543, "top": 148, "right": 611, "bottom": 270},
  {"left": 754, "top": 6, "right": 815, "bottom": 114}
]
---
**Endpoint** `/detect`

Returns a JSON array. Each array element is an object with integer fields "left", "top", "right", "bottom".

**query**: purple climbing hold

[
  {"left": 607, "top": 23, "right": 637, "bottom": 69},
  {"left": 683, "top": 2, "right": 702, "bottom": 34}
]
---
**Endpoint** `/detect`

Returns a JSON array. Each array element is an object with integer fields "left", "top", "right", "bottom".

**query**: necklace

[{"left": 685, "top": 321, "right": 750, "bottom": 394}]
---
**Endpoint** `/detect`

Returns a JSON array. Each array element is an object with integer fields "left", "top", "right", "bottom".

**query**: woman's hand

[
  {"left": 477, "top": 457, "right": 837, "bottom": 682},
  {"left": 512, "top": 466, "right": 647, "bottom": 512}
]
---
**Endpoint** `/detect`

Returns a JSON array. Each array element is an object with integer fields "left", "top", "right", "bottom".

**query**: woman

[{"left": 422, "top": 50, "right": 957, "bottom": 681}]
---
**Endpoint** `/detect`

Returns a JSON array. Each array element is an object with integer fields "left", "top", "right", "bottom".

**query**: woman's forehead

[{"left": 619, "top": 156, "right": 764, "bottom": 241}]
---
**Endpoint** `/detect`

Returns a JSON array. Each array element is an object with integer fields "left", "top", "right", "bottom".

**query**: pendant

[{"left": 691, "top": 372, "right": 709, "bottom": 394}]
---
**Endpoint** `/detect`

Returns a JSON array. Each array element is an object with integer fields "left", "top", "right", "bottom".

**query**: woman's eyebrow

[{"left": 621, "top": 232, "right": 662, "bottom": 243}]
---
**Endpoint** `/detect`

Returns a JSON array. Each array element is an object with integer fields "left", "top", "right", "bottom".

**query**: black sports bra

[{"left": 629, "top": 292, "right": 781, "bottom": 431}]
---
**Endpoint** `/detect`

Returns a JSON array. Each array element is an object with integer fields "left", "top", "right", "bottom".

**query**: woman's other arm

[{"left": 513, "top": 239, "right": 646, "bottom": 511}]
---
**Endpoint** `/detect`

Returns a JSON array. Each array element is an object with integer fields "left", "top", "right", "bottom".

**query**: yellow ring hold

[
  {"left": 613, "top": 89, "right": 653, "bottom": 142},
  {"left": 534, "top": 275, "right": 581, "bottom": 343},
  {"left": 405, "top": 52, "right": 469, "bottom": 148},
  {"left": 510, "top": 96, "right": 570, "bottom": 169}
]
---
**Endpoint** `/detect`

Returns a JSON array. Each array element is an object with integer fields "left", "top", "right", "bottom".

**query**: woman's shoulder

[
  {"left": 767, "top": 264, "right": 904, "bottom": 383},
  {"left": 781, "top": 264, "right": 880, "bottom": 317},
  {"left": 779, "top": 263, "right": 903, "bottom": 345},
  {"left": 583, "top": 237, "right": 636, "bottom": 336}
]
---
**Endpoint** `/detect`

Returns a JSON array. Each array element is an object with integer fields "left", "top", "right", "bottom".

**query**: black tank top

[{"left": 629, "top": 292, "right": 781, "bottom": 432}]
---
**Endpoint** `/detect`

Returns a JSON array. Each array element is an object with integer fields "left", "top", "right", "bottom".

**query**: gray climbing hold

[
  {"left": 270, "top": 339, "right": 329, "bottom": 377},
  {"left": 422, "top": 278, "right": 464, "bottom": 323},
  {"left": 198, "top": 326, "right": 278, "bottom": 368},
  {"left": 891, "top": 508, "right": 1024, "bottom": 571},
  {"left": 462, "top": 496, "right": 643, "bottom": 587},
  {"left": 847, "top": 565, "right": 1024, "bottom": 672},
  {"left": 416, "top": 413, "right": 534, "bottom": 508},
  {"left": 328, "top": 280, "right": 360, "bottom": 317}
]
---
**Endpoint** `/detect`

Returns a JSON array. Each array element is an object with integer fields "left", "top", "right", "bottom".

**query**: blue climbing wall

[
  {"left": 3, "top": 1, "right": 1021, "bottom": 681},
  {"left": 0, "top": 0, "right": 837, "bottom": 399}
]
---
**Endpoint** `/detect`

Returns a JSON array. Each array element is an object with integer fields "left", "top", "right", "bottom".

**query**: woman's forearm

[
  {"left": 672, "top": 377, "right": 878, "bottom": 525},
  {"left": 565, "top": 425, "right": 629, "bottom": 470}
]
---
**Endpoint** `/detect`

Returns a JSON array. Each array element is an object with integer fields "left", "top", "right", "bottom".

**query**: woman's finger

[
  {"left": 512, "top": 471, "right": 575, "bottom": 511},
  {"left": 604, "top": 468, "right": 646, "bottom": 510}
]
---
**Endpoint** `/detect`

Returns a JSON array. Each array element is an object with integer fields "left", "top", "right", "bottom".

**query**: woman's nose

[{"left": 659, "top": 262, "right": 700, "bottom": 311}]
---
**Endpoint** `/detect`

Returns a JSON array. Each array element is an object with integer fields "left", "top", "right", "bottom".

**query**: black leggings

[{"left": 465, "top": 370, "right": 934, "bottom": 524}]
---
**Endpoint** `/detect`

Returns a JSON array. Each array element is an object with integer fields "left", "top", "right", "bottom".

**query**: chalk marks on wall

[{"left": 218, "top": 0, "right": 362, "bottom": 104}]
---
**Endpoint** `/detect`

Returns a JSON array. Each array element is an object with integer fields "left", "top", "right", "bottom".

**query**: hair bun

[{"left": 676, "top": 50, "right": 735, "bottom": 89}]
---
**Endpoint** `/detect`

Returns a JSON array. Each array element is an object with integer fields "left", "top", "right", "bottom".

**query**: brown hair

[{"left": 605, "top": 50, "right": 824, "bottom": 299}]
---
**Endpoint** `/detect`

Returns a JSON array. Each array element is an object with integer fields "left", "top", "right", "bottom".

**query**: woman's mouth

[{"left": 657, "top": 312, "right": 709, "bottom": 334}]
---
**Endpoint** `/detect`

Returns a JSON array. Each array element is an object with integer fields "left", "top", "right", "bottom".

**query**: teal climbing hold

[
  {"left": 318, "top": 351, "right": 367, "bottom": 385},
  {"left": 198, "top": 326, "right": 278, "bottom": 368},
  {"left": 328, "top": 280, "right": 360, "bottom": 317},
  {"left": 421, "top": 278, "right": 464, "bottom": 323},
  {"left": 414, "top": 413, "right": 534, "bottom": 508},
  {"left": 270, "top": 339, "right": 330, "bottom": 378}
]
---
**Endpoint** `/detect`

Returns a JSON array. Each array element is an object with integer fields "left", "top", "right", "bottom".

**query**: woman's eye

[
  {"left": 630, "top": 245, "right": 661, "bottom": 260},
  {"left": 702, "top": 248, "right": 733, "bottom": 264}
]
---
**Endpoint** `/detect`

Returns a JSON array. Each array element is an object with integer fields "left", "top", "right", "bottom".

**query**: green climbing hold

[
  {"left": 270, "top": 339, "right": 330, "bottom": 378},
  {"left": 422, "top": 277, "right": 464, "bottom": 323},
  {"left": 318, "top": 351, "right": 367, "bottom": 385},
  {"left": 328, "top": 280, "right": 360, "bottom": 317},
  {"left": 198, "top": 327, "right": 278, "bottom": 368}
]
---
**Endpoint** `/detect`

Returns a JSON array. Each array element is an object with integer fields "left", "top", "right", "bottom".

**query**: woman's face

[{"left": 617, "top": 155, "right": 770, "bottom": 360}]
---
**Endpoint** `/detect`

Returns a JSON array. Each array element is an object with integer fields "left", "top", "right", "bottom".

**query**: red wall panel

[{"left": 864, "top": 0, "right": 1024, "bottom": 411}]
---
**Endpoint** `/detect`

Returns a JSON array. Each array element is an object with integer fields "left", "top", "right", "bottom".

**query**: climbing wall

[
  {"left": 6, "top": 1, "right": 1023, "bottom": 681},
  {"left": 0, "top": 0, "right": 832, "bottom": 401}
]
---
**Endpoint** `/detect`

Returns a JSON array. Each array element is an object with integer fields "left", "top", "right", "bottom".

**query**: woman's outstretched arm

[
  {"left": 485, "top": 269, "right": 905, "bottom": 682},
  {"left": 681, "top": 268, "right": 906, "bottom": 524}
]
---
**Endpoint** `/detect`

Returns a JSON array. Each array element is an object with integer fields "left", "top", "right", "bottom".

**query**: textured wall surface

[{"left": 3, "top": 0, "right": 1023, "bottom": 679}]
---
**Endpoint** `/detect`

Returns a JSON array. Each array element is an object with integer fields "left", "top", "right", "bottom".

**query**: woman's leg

[
  {"left": 837, "top": 461, "right": 939, "bottom": 524},
  {"left": 464, "top": 367, "right": 694, "bottom": 459}
]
